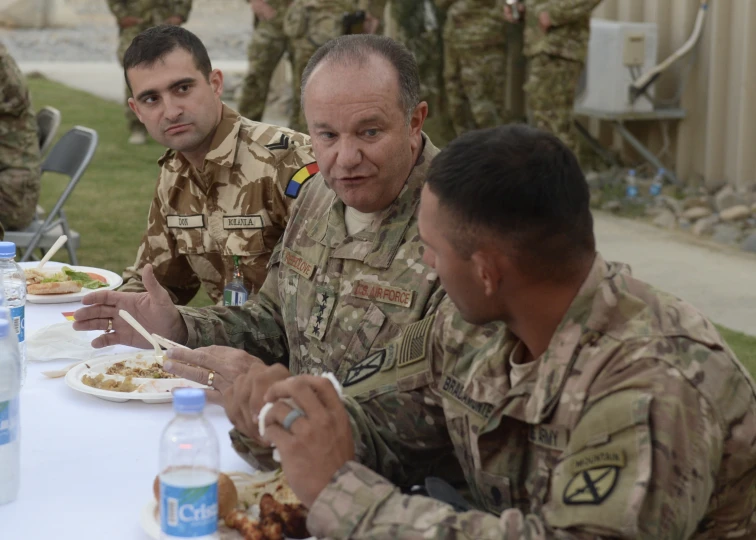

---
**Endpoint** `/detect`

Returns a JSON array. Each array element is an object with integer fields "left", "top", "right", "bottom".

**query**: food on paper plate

[
  {"left": 82, "top": 373, "right": 139, "bottom": 392},
  {"left": 24, "top": 266, "right": 109, "bottom": 295},
  {"left": 106, "top": 361, "right": 178, "bottom": 379},
  {"left": 226, "top": 494, "right": 309, "bottom": 540}
]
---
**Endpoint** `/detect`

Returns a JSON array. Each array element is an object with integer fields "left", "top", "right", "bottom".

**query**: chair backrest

[
  {"left": 38, "top": 126, "right": 98, "bottom": 230},
  {"left": 36, "top": 106, "right": 61, "bottom": 155}
]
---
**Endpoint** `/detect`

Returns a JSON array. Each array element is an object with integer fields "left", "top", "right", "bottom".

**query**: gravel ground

[{"left": 0, "top": 0, "right": 253, "bottom": 62}]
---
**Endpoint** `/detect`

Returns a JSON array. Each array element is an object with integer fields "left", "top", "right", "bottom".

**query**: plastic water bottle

[
  {"left": 650, "top": 168, "right": 665, "bottom": 197},
  {"left": 625, "top": 169, "right": 638, "bottom": 199},
  {"left": 0, "top": 316, "right": 21, "bottom": 505},
  {"left": 223, "top": 256, "right": 248, "bottom": 306},
  {"left": 159, "top": 388, "right": 219, "bottom": 540},
  {"left": 0, "top": 242, "right": 26, "bottom": 386}
]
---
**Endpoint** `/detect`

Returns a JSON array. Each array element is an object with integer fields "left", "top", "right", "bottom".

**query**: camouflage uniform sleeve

[
  {"left": 178, "top": 241, "right": 288, "bottom": 364},
  {"left": 0, "top": 53, "right": 32, "bottom": 117},
  {"left": 543, "top": 0, "right": 602, "bottom": 26},
  {"left": 105, "top": 0, "right": 129, "bottom": 20},
  {"left": 120, "top": 189, "right": 202, "bottom": 305},
  {"left": 307, "top": 359, "right": 724, "bottom": 540}
]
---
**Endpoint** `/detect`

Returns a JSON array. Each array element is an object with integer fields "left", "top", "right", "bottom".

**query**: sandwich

[{"left": 24, "top": 266, "right": 109, "bottom": 295}]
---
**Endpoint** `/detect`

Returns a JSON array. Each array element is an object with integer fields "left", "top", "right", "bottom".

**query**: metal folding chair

[
  {"left": 5, "top": 126, "right": 98, "bottom": 265},
  {"left": 36, "top": 106, "right": 61, "bottom": 155}
]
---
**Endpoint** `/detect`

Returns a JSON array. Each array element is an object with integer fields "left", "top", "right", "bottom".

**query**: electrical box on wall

[{"left": 575, "top": 19, "right": 658, "bottom": 114}]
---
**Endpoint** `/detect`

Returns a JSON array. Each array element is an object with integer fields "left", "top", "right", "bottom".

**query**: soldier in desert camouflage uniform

[
  {"left": 0, "top": 43, "right": 41, "bottom": 233},
  {"left": 438, "top": 0, "right": 509, "bottom": 135},
  {"left": 255, "top": 125, "right": 756, "bottom": 539},
  {"left": 505, "top": 0, "right": 600, "bottom": 154},
  {"left": 283, "top": 0, "right": 386, "bottom": 132},
  {"left": 73, "top": 38, "right": 458, "bottom": 481},
  {"left": 106, "top": 0, "right": 192, "bottom": 144},
  {"left": 117, "top": 26, "right": 314, "bottom": 305},
  {"left": 237, "top": 0, "right": 293, "bottom": 123}
]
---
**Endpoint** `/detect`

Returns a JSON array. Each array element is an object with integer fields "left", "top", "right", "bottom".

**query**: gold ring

[
  {"left": 106, "top": 318, "right": 113, "bottom": 333},
  {"left": 207, "top": 371, "right": 215, "bottom": 387}
]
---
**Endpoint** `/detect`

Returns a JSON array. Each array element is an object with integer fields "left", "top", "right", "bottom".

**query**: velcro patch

[
  {"left": 285, "top": 162, "right": 319, "bottom": 198},
  {"left": 529, "top": 425, "right": 570, "bottom": 452},
  {"left": 440, "top": 374, "right": 494, "bottom": 418},
  {"left": 352, "top": 280, "right": 414, "bottom": 309},
  {"left": 166, "top": 214, "right": 205, "bottom": 229},
  {"left": 563, "top": 466, "right": 620, "bottom": 506},
  {"left": 343, "top": 350, "right": 386, "bottom": 387},
  {"left": 396, "top": 315, "right": 434, "bottom": 367},
  {"left": 282, "top": 248, "right": 316, "bottom": 279},
  {"left": 304, "top": 288, "right": 335, "bottom": 341},
  {"left": 223, "top": 215, "right": 264, "bottom": 230}
]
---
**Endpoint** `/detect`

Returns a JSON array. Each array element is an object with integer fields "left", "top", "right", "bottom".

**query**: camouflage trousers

[
  {"left": 524, "top": 53, "right": 582, "bottom": 155},
  {"left": 238, "top": 2, "right": 291, "bottom": 122},
  {"left": 117, "top": 25, "right": 149, "bottom": 135},
  {"left": 444, "top": 40, "right": 508, "bottom": 136},
  {"left": 0, "top": 168, "right": 40, "bottom": 231}
]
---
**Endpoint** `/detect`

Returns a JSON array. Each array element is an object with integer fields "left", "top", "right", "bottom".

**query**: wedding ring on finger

[
  {"left": 106, "top": 318, "right": 113, "bottom": 333},
  {"left": 282, "top": 408, "right": 305, "bottom": 431},
  {"left": 207, "top": 370, "right": 216, "bottom": 387}
]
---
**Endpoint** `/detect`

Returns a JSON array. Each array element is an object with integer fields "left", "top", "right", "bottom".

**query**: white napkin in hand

[
  {"left": 258, "top": 372, "right": 344, "bottom": 462},
  {"left": 27, "top": 322, "right": 114, "bottom": 362}
]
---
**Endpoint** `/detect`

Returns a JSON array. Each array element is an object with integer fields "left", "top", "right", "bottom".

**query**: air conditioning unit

[{"left": 575, "top": 19, "right": 658, "bottom": 114}]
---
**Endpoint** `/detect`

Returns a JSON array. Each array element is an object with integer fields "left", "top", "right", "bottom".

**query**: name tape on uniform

[
  {"left": 440, "top": 374, "right": 494, "bottom": 418},
  {"left": 282, "top": 248, "right": 316, "bottom": 279},
  {"left": 222, "top": 215, "right": 264, "bottom": 230},
  {"left": 167, "top": 214, "right": 205, "bottom": 229},
  {"left": 528, "top": 425, "right": 569, "bottom": 452},
  {"left": 353, "top": 280, "right": 414, "bottom": 309}
]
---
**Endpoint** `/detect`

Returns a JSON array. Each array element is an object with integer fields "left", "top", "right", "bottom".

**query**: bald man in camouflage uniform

[
  {"left": 237, "top": 0, "right": 293, "bottom": 123},
  {"left": 506, "top": 0, "right": 600, "bottom": 154},
  {"left": 0, "top": 43, "right": 41, "bottom": 233},
  {"left": 257, "top": 126, "right": 756, "bottom": 539},
  {"left": 438, "top": 0, "right": 509, "bottom": 136},
  {"left": 106, "top": 0, "right": 193, "bottom": 144},
  {"left": 283, "top": 0, "right": 386, "bottom": 133}
]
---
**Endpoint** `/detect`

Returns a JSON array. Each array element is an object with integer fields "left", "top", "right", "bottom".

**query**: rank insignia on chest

[
  {"left": 304, "top": 288, "right": 336, "bottom": 341},
  {"left": 285, "top": 162, "right": 319, "bottom": 198},
  {"left": 343, "top": 350, "right": 386, "bottom": 387}
]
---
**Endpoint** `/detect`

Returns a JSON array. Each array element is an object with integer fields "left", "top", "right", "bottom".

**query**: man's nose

[
  {"left": 335, "top": 137, "right": 362, "bottom": 170},
  {"left": 162, "top": 95, "right": 182, "bottom": 121}
]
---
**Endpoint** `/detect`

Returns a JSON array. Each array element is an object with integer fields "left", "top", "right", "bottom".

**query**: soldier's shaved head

[{"left": 300, "top": 34, "right": 420, "bottom": 123}]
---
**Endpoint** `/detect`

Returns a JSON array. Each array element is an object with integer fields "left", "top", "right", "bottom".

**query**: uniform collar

[{"left": 306, "top": 134, "right": 439, "bottom": 269}]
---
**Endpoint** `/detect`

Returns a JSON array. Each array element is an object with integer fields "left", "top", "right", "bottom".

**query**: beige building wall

[{"left": 590, "top": 0, "right": 756, "bottom": 192}]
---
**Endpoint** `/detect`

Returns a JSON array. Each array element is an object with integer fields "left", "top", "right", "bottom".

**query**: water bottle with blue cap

[
  {"left": 0, "top": 242, "right": 26, "bottom": 386},
  {"left": 625, "top": 169, "right": 638, "bottom": 199},
  {"left": 650, "top": 168, "right": 665, "bottom": 197},
  {"left": 159, "top": 388, "right": 219, "bottom": 539}
]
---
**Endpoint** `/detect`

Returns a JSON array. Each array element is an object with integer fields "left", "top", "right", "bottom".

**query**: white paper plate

[
  {"left": 20, "top": 261, "right": 123, "bottom": 304},
  {"left": 65, "top": 352, "right": 206, "bottom": 404}
]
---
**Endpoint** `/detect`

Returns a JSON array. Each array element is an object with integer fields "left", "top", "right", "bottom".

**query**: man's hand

[
  {"left": 164, "top": 15, "right": 184, "bottom": 25},
  {"left": 538, "top": 10, "right": 552, "bottom": 32},
  {"left": 251, "top": 0, "right": 276, "bottom": 21},
  {"left": 118, "top": 16, "right": 144, "bottom": 28},
  {"left": 261, "top": 376, "right": 354, "bottom": 507},
  {"left": 503, "top": 2, "right": 525, "bottom": 23},
  {"left": 224, "top": 363, "right": 291, "bottom": 443},
  {"left": 72, "top": 264, "right": 187, "bottom": 349}
]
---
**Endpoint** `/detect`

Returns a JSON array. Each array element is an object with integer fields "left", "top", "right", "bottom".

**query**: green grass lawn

[{"left": 26, "top": 77, "right": 756, "bottom": 372}]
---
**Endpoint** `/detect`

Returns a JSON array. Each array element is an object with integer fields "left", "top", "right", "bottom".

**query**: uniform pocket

[
  {"left": 224, "top": 229, "right": 266, "bottom": 256},
  {"left": 173, "top": 228, "right": 205, "bottom": 255}
]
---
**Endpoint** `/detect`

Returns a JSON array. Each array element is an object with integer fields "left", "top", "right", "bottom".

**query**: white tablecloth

[{"left": 0, "top": 301, "right": 251, "bottom": 539}]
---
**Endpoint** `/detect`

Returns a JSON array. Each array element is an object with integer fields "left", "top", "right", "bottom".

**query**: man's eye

[
  {"left": 177, "top": 85, "right": 191, "bottom": 93},
  {"left": 143, "top": 96, "right": 158, "bottom": 104},
  {"left": 364, "top": 129, "right": 379, "bottom": 137},
  {"left": 320, "top": 132, "right": 336, "bottom": 140}
]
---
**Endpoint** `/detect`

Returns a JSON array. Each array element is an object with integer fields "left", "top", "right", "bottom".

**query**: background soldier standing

[
  {"left": 506, "top": 0, "right": 600, "bottom": 154},
  {"left": 106, "top": 0, "right": 193, "bottom": 145},
  {"left": 439, "top": 0, "right": 509, "bottom": 136},
  {"left": 237, "top": 0, "right": 293, "bottom": 124},
  {"left": 0, "top": 42, "right": 40, "bottom": 235}
]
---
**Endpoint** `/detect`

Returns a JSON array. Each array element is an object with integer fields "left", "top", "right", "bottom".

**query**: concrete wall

[{"left": 590, "top": 0, "right": 756, "bottom": 192}]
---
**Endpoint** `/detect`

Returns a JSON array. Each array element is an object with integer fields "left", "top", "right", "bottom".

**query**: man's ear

[
  {"left": 127, "top": 97, "right": 143, "bottom": 122},
  {"left": 408, "top": 101, "right": 428, "bottom": 152},
  {"left": 209, "top": 69, "right": 224, "bottom": 98},
  {"left": 471, "top": 250, "right": 502, "bottom": 297}
]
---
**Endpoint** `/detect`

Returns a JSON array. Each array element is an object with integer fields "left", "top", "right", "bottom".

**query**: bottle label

[
  {"left": 10, "top": 305, "right": 24, "bottom": 343},
  {"left": 0, "top": 398, "right": 19, "bottom": 446},
  {"left": 223, "top": 289, "right": 248, "bottom": 306},
  {"left": 160, "top": 481, "right": 218, "bottom": 537}
]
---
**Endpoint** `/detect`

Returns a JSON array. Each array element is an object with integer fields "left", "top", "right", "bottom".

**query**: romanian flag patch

[{"left": 285, "top": 162, "right": 319, "bottom": 198}]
